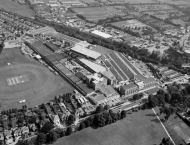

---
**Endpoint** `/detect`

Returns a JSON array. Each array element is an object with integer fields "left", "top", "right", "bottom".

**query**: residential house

[
  {"left": 21, "top": 126, "right": 29, "bottom": 135},
  {"left": 0, "top": 132, "right": 4, "bottom": 141}
]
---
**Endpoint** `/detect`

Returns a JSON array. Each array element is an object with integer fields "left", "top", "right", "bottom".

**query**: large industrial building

[
  {"left": 91, "top": 30, "right": 112, "bottom": 39},
  {"left": 70, "top": 45, "right": 101, "bottom": 60},
  {"left": 25, "top": 26, "right": 158, "bottom": 99}
]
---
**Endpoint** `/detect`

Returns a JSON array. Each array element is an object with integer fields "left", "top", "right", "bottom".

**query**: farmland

[
  {"left": 0, "top": 48, "right": 74, "bottom": 110},
  {"left": 0, "top": 0, "right": 34, "bottom": 18},
  {"left": 54, "top": 109, "right": 168, "bottom": 145},
  {"left": 72, "top": 6, "right": 125, "bottom": 22},
  {"left": 112, "top": 19, "right": 147, "bottom": 29}
]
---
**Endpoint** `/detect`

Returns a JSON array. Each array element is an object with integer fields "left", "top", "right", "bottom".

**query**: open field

[
  {"left": 112, "top": 19, "right": 147, "bottom": 29},
  {"left": 164, "top": 0, "right": 190, "bottom": 6},
  {"left": 0, "top": 0, "right": 34, "bottom": 18},
  {"left": 122, "top": 0, "right": 157, "bottom": 3},
  {"left": 54, "top": 109, "right": 168, "bottom": 145},
  {"left": 0, "top": 48, "right": 74, "bottom": 110},
  {"left": 73, "top": 6, "right": 125, "bottom": 22},
  {"left": 172, "top": 19, "right": 189, "bottom": 27},
  {"left": 132, "top": 4, "right": 174, "bottom": 12}
]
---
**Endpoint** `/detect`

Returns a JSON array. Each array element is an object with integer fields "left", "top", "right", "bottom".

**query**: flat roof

[
  {"left": 92, "top": 30, "right": 112, "bottom": 39},
  {"left": 142, "top": 77, "right": 155, "bottom": 84},
  {"left": 121, "top": 83, "right": 138, "bottom": 90},
  {"left": 71, "top": 45, "right": 101, "bottom": 60},
  {"left": 89, "top": 93, "right": 106, "bottom": 102},
  {"left": 79, "top": 58, "right": 106, "bottom": 73},
  {"left": 99, "top": 85, "right": 118, "bottom": 97},
  {"left": 144, "top": 87, "right": 159, "bottom": 95},
  {"left": 78, "top": 83, "right": 94, "bottom": 95},
  {"left": 45, "top": 41, "right": 59, "bottom": 51}
]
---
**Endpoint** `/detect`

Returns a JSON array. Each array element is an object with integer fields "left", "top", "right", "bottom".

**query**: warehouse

[
  {"left": 44, "top": 41, "right": 60, "bottom": 52},
  {"left": 79, "top": 58, "right": 106, "bottom": 73},
  {"left": 70, "top": 45, "right": 101, "bottom": 60},
  {"left": 91, "top": 30, "right": 112, "bottom": 39}
]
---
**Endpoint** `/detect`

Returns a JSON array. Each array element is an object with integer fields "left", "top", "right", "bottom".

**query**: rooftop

[
  {"left": 92, "top": 30, "right": 112, "bottom": 39},
  {"left": 71, "top": 45, "right": 101, "bottom": 60},
  {"left": 121, "top": 83, "right": 138, "bottom": 90},
  {"left": 99, "top": 85, "right": 118, "bottom": 97},
  {"left": 89, "top": 93, "right": 106, "bottom": 102},
  {"left": 79, "top": 58, "right": 106, "bottom": 73}
]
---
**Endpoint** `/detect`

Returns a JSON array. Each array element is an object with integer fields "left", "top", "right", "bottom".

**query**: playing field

[
  {"left": 54, "top": 109, "right": 168, "bottom": 145},
  {"left": 0, "top": 48, "right": 74, "bottom": 110}
]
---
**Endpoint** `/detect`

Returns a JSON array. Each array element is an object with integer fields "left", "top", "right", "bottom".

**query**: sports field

[
  {"left": 54, "top": 109, "right": 168, "bottom": 145},
  {"left": 0, "top": 48, "right": 74, "bottom": 110},
  {"left": 0, "top": 0, "right": 34, "bottom": 18}
]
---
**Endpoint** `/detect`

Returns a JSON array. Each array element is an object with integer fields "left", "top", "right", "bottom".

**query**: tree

[
  {"left": 96, "top": 105, "right": 104, "bottom": 113},
  {"left": 36, "top": 133, "right": 46, "bottom": 145},
  {"left": 84, "top": 120, "right": 90, "bottom": 127},
  {"left": 133, "top": 94, "right": 139, "bottom": 100},
  {"left": 148, "top": 95, "right": 157, "bottom": 108},
  {"left": 16, "top": 140, "right": 29, "bottom": 145},
  {"left": 186, "top": 84, "right": 190, "bottom": 94},
  {"left": 60, "top": 130, "right": 65, "bottom": 137},
  {"left": 67, "top": 114, "right": 75, "bottom": 125},
  {"left": 94, "top": 113, "right": 106, "bottom": 127},
  {"left": 79, "top": 122, "right": 85, "bottom": 130},
  {"left": 47, "top": 131, "right": 58, "bottom": 143},
  {"left": 28, "top": 116, "right": 37, "bottom": 124},
  {"left": 86, "top": 116, "right": 94, "bottom": 126},
  {"left": 121, "top": 110, "right": 127, "bottom": 119},
  {"left": 41, "top": 122, "right": 54, "bottom": 133},
  {"left": 164, "top": 93, "right": 171, "bottom": 103},
  {"left": 160, "top": 137, "right": 174, "bottom": 145},
  {"left": 66, "top": 127, "right": 72, "bottom": 135},
  {"left": 104, "top": 104, "right": 110, "bottom": 110}
]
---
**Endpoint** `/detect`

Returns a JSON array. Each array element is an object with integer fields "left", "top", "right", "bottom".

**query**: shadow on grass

[
  {"left": 145, "top": 113, "right": 156, "bottom": 117},
  {"left": 90, "top": 124, "right": 99, "bottom": 130},
  {"left": 151, "top": 118, "right": 165, "bottom": 123}
]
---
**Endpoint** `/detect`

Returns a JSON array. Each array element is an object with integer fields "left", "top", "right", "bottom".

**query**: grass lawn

[
  {"left": 0, "top": 0, "right": 34, "bottom": 18},
  {"left": 163, "top": 114, "right": 188, "bottom": 145},
  {"left": 0, "top": 48, "right": 74, "bottom": 110},
  {"left": 54, "top": 109, "right": 169, "bottom": 145}
]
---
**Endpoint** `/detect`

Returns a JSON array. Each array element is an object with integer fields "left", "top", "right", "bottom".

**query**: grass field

[
  {"left": 73, "top": 6, "right": 125, "bottom": 22},
  {"left": 0, "top": 0, "right": 34, "bottom": 18},
  {"left": 0, "top": 48, "right": 74, "bottom": 110},
  {"left": 54, "top": 109, "right": 169, "bottom": 145}
]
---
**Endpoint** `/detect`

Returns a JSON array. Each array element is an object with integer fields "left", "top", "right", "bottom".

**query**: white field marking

[
  {"left": 152, "top": 108, "right": 176, "bottom": 145},
  {"left": 15, "top": 77, "right": 20, "bottom": 84},
  {"left": 7, "top": 79, "right": 12, "bottom": 86},
  {"left": 7, "top": 75, "right": 28, "bottom": 86},
  {"left": 11, "top": 78, "right": 16, "bottom": 85}
]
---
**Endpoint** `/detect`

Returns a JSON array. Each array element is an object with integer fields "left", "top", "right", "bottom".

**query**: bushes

[
  {"left": 79, "top": 122, "right": 85, "bottom": 130},
  {"left": 67, "top": 114, "right": 75, "bottom": 125},
  {"left": 121, "top": 110, "right": 127, "bottom": 119},
  {"left": 47, "top": 131, "right": 58, "bottom": 144},
  {"left": 41, "top": 122, "right": 54, "bottom": 133},
  {"left": 36, "top": 133, "right": 46, "bottom": 145},
  {"left": 66, "top": 127, "right": 72, "bottom": 135}
]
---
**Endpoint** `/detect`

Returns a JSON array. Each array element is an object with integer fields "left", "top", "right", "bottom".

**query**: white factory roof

[
  {"left": 79, "top": 58, "right": 106, "bottom": 73},
  {"left": 91, "top": 30, "right": 112, "bottom": 39},
  {"left": 71, "top": 45, "right": 101, "bottom": 60}
]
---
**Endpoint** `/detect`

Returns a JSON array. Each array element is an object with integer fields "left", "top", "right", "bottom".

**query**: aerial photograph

[{"left": 1, "top": 0, "right": 190, "bottom": 145}]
